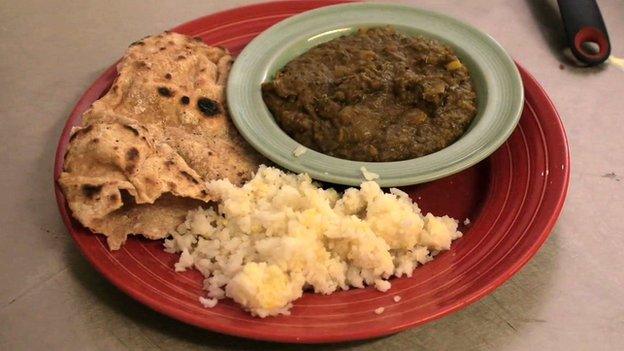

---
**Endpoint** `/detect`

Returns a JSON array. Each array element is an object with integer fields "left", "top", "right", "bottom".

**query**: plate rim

[{"left": 53, "top": 0, "right": 569, "bottom": 344}]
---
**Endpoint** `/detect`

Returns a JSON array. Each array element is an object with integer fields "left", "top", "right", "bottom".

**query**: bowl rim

[{"left": 227, "top": 2, "right": 524, "bottom": 186}]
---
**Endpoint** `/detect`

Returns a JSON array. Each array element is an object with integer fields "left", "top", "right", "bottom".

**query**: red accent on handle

[{"left": 573, "top": 26, "right": 610, "bottom": 61}]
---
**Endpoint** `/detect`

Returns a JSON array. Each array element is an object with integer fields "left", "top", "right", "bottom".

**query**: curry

[{"left": 261, "top": 27, "right": 477, "bottom": 162}]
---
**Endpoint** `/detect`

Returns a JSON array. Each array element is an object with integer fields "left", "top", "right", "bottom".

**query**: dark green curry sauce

[{"left": 262, "top": 27, "right": 477, "bottom": 162}]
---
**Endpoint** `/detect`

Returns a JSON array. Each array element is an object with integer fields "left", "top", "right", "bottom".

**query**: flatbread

[
  {"left": 88, "top": 194, "right": 206, "bottom": 250},
  {"left": 59, "top": 117, "right": 211, "bottom": 249},
  {"left": 84, "top": 31, "right": 264, "bottom": 184},
  {"left": 59, "top": 32, "right": 265, "bottom": 249},
  {"left": 60, "top": 117, "right": 209, "bottom": 211}
]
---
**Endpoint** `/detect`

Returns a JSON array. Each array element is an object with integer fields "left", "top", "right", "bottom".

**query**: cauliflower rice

[{"left": 164, "top": 166, "right": 462, "bottom": 317}]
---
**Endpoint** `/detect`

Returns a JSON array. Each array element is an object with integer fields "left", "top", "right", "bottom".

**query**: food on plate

[
  {"left": 59, "top": 29, "right": 464, "bottom": 318},
  {"left": 59, "top": 32, "right": 264, "bottom": 249},
  {"left": 261, "top": 27, "right": 477, "bottom": 162},
  {"left": 165, "top": 166, "right": 462, "bottom": 317},
  {"left": 360, "top": 166, "right": 380, "bottom": 181},
  {"left": 59, "top": 117, "right": 210, "bottom": 249},
  {"left": 292, "top": 145, "right": 307, "bottom": 157},
  {"left": 84, "top": 31, "right": 264, "bottom": 184}
]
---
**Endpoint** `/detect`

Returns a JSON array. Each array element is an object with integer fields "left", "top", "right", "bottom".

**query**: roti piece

[
  {"left": 84, "top": 31, "right": 264, "bottom": 184},
  {"left": 59, "top": 117, "right": 211, "bottom": 249},
  {"left": 59, "top": 32, "right": 265, "bottom": 249},
  {"left": 90, "top": 194, "right": 206, "bottom": 250}
]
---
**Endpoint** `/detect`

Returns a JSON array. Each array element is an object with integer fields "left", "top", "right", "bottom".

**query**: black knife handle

[{"left": 557, "top": 0, "right": 611, "bottom": 65}]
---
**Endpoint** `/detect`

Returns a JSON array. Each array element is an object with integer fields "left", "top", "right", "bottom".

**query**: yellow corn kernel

[{"left": 446, "top": 59, "right": 463, "bottom": 71}]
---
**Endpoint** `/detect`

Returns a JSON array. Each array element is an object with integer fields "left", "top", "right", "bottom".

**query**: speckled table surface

[{"left": 1, "top": 0, "right": 622, "bottom": 350}]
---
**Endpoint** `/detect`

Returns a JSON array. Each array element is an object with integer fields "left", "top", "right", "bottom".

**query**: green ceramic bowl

[{"left": 227, "top": 3, "right": 523, "bottom": 186}]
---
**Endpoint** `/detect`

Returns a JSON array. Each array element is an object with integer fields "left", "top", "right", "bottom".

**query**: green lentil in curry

[{"left": 261, "top": 27, "right": 478, "bottom": 162}]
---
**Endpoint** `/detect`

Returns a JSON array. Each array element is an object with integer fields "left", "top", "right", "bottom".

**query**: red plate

[{"left": 53, "top": 0, "right": 569, "bottom": 344}]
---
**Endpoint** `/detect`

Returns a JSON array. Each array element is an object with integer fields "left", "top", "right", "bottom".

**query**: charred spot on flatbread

[
  {"left": 126, "top": 147, "right": 139, "bottom": 161},
  {"left": 197, "top": 97, "right": 220, "bottom": 116},
  {"left": 82, "top": 184, "right": 103, "bottom": 199},
  {"left": 157, "top": 87, "right": 173, "bottom": 97}
]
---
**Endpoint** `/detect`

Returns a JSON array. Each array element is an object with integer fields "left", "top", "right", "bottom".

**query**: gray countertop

[{"left": 1, "top": 0, "right": 623, "bottom": 350}]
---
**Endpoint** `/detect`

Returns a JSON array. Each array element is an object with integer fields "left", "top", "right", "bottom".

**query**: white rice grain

[
  {"left": 199, "top": 296, "right": 218, "bottom": 308},
  {"left": 292, "top": 145, "right": 307, "bottom": 157},
  {"left": 360, "top": 166, "right": 380, "bottom": 181},
  {"left": 374, "top": 279, "right": 391, "bottom": 292}
]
